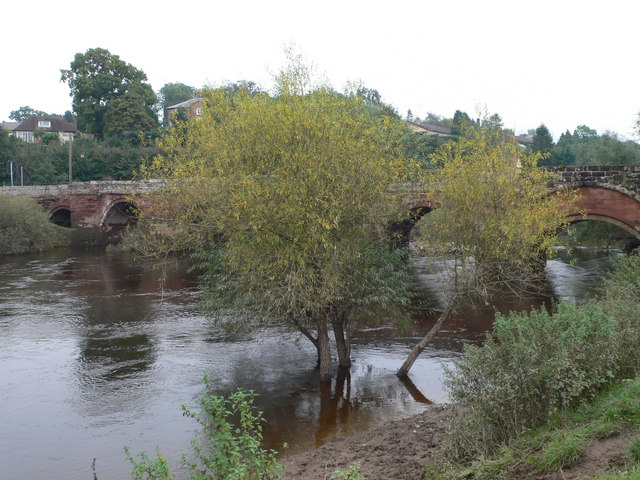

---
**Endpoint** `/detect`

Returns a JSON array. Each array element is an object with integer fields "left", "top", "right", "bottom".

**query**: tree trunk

[
  {"left": 317, "top": 318, "right": 332, "bottom": 382},
  {"left": 332, "top": 312, "right": 351, "bottom": 368},
  {"left": 396, "top": 296, "right": 457, "bottom": 378}
]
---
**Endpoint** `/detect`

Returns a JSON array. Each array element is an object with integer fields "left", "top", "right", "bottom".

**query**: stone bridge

[
  {"left": 1, "top": 165, "right": 639, "bottom": 245},
  {"left": 0, "top": 180, "right": 162, "bottom": 243},
  {"left": 396, "top": 165, "right": 640, "bottom": 244}
]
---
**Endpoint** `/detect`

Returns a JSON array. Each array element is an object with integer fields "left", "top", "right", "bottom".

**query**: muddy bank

[{"left": 281, "top": 404, "right": 454, "bottom": 480}]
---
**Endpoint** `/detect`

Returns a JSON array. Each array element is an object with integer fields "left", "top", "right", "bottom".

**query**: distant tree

[
  {"left": 406, "top": 109, "right": 414, "bottom": 121},
  {"left": 593, "top": 132, "right": 640, "bottom": 165},
  {"left": 421, "top": 112, "right": 453, "bottom": 128},
  {"left": 531, "top": 124, "right": 554, "bottom": 155},
  {"left": 452, "top": 110, "right": 473, "bottom": 135},
  {"left": 574, "top": 124, "right": 598, "bottom": 139},
  {"left": 547, "top": 130, "right": 576, "bottom": 165},
  {"left": 159, "top": 82, "right": 197, "bottom": 109},
  {"left": 60, "top": 47, "right": 157, "bottom": 137},
  {"left": 63, "top": 111, "right": 74, "bottom": 123},
  {"left": 355, "top": 86, "right": 382, "bottom": 105},
  {"left": 159, "top": 82, "right": 197, "bottom": 125},
  {"left": 104, "top": 85, "right": 159, "bottom": 135},
  {"left": 482, "top": 113, "right": 504, "bottom": 131},
  {"left": 9, "top": 106, "right": 49, "bottom": 121}
]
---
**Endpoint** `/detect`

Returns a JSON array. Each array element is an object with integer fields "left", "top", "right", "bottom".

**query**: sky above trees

[{"left": 4, "top": 0, "right": 640, "bottom": 140}]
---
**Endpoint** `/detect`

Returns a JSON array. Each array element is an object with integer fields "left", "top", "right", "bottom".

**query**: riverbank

[
  {"left": 282, "top": 378, "right": 640, "bottom": 480},
  {"left": 281, "top": 404, "right": 454, "bottom": 480}
]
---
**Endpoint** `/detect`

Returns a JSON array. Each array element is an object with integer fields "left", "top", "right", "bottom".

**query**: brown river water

[{"left": 0, "top": 247, "right": 620, "bottom": 479}]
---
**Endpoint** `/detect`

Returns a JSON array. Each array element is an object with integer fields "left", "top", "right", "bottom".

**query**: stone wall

[{"left": 549, "top": 165, "right": 640, "bottom": 201}]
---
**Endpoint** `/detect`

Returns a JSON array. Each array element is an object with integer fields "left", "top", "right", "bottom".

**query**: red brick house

[{"left": 164, "top": 98, "right": 204, "bottom": 127}]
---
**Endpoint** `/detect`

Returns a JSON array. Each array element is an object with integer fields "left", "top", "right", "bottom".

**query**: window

[
  {"left": 16, "top": 131, "right": 35, "bottom": 142},
  {"left": 38, "top": 120, "right": 52, "bottom": 128}
]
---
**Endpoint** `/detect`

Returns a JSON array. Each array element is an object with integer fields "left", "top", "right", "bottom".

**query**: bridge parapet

[
  {"left": 0, "top": 180, "right": 164, "bottom": 198},
  {"left": 549, "top": 165, "right": 640, "bottom": 201}
]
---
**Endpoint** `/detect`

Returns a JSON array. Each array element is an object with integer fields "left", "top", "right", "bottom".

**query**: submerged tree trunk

[
  {"left": 396, "top": 295, "right": 458, "bottom": 378},
  {"left": 332, "top": 311, "right": 351, "bottom": 368},
  {"left": 317, "top": 317, "right": 332, "bottom": 383}
]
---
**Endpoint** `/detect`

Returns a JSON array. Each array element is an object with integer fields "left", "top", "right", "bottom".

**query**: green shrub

[
  {"left": 0, "top": 195, "right": 69, "bottom": 254},
  {"left": 127, "top": 379, "right": 283, "bottom": 480},
  {"left": 602, "top": 256, "right": 640, "bottom": 376},
  {"left": 445, "top": 302, "right": 617, "bottom": 457},
  {"left": 603, "top": 256, "right": 640, "bottom": 302}
]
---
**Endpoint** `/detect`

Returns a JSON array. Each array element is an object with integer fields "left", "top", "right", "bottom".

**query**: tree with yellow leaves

[
  {"left": 396, "top": 122, "right": 577, "bottom": 377},
  {"left": 142, "top": 55, "right": 418, "bottom": 382}
]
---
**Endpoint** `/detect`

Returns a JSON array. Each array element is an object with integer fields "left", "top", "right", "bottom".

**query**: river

[{"left": 0, "top": 247, "right": 621, "bottom": 479}]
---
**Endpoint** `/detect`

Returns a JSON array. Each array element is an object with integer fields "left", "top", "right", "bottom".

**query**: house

[
  {"left": 407, "top": 120, "right": 535, "bottom": 148},
  {"left": 9, "top": 116, "right": 77, "bottom": 143},
  {"left": 164, "top": 98, "right": 204, "bottom": 127},
  {"left": 406, "top": 120, "right": 454, "bottom": 137}
]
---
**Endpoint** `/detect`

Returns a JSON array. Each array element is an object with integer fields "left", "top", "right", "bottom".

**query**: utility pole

[{"left": 68, "top": 138, "right": 73, "bottom": 183}]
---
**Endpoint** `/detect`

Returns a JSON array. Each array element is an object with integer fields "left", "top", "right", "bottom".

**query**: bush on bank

[
  {"left": 432, "top": 255, "right": 640, "bottom": 475},
  {"left": 0, "top": 195, "right": 69, "bottom": 255}
]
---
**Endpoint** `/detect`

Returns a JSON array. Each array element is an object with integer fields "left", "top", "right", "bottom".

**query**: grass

[{"left": 424, "top": 376, "right": 640, "bottom": 480}]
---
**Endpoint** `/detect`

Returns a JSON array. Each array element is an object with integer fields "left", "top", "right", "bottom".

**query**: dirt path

[{"left": 281, "top": 405, "right": 454, "bottom": 480}]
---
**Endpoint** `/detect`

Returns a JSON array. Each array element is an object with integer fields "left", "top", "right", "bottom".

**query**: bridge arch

[
  {"left": 566, "top": 214, "right": 640, "bottom": 241},
  {"left": 101, "top": 199, "right": 140, "bottom": 235},
  {"left": 49, "top": 206, "right": 72, "bottom": 228},
  {"left": 569, "top": 186, "right": 640, "bottom": 241}
]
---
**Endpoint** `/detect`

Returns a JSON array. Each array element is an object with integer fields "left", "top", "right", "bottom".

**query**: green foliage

[
  {"left": 159, "top": 83, "right": 197, "bottom": 109},
  {"left": 531, "top": 123, "right": 554, "bottom": 155},
  {"left": 0, "top": 195, "right": 69, "bottom": 254},
  {"left": 10, "top": 135, "right": 157, "bottom": 184},
  {"left": 603, "top": 256, "right": 640, "bottom": 302},
  {"left": 181, "top": 385, "right": 283, "bottom": 480},
  {"left": 104, "top": 84, "right": 159, "bottom": 136},
  {"left": 330, "top": 462, "right": 367, "bottom": 480},
  {"left": 9, "top": 105, "right": 49, "bottom": 121},
  {"left": 445, "top": 302, "right": 618, "bottom": 457},
  {"left": 630, "top": 436, "right": 640, "bottom": 464},
  {"left": 534, "top": 431, "right": 587, "bottom": 472},
  {"left": 127, "top": 381, "right": 283, "bottom": 480},
  {"left": 39, "top": 132, "right": 59, "bottom": 145},
  {"left": 594, "top": 466, "right": 640, "bottom": 480},
  {"left": 60, "top": 47, "right": 157, "bottom": 137},
  {"left": 125, "top": 447, "right": 174, "bottom": 480},
  {"left": 541, "top": 125, "right": 640, "bottom": 166},
  {"left": 428, "top": 256, "right": 640, "bottom": 476},
  {"left": 429, "top": 376, "right": 640, "bottom": 480},
  {"left": 0, "top": 127, "right": 21, "bottom": 185}
]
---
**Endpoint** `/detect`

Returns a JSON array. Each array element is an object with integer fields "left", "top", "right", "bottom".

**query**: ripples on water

[{"left": 0, "top": 247, "right": 620, "bottom": 479}]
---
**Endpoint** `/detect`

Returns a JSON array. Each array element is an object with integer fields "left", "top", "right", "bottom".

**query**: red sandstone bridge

[{"left": 0, "top": 166, "right": 639, "bottom": 244}]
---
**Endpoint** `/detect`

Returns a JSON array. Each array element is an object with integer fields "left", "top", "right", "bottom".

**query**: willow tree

[
  {"left": 142, "top": 57, "right": 417, "bottom": 382},
  {"left": 396, "top": 123, "right": 577, "bottom": 377}
]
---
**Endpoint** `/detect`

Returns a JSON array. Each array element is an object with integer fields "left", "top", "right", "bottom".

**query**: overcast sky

[{"left": 3, "top": 0, "right": 639, "bottom": 140}]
